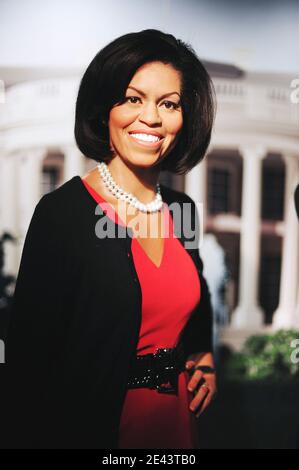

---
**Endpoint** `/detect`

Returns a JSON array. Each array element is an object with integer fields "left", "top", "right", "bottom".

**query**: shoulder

[
  {"left": 160, "top": 183, "right": 199, "bottom": 222},
  {"left": 160, "top": 183, "right": 202, "bottom": 250},
  {"left": 28, "top": 176, "right": 90, "bottom": 242},
  {"left": 35, "top": 176, "right": 89, "bottom": 220},
  {"left": 39, "top": 176, "right": 83, "bottom": 207},
  {"left": 160, "top": 183, "right": 196, "bottom": 206}
]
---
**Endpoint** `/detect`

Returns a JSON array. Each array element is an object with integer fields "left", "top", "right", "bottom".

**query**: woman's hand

[{"left": 185, "top": 355, "right": 217, "bottom": 418}]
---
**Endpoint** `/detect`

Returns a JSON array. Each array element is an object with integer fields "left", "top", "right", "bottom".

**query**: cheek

[
  {"left": 167, "top": 114, "right": 183, "bottom": 137},
  {"left": 109, "top": 108, "right": 136, "bottom": 131},
  {"left": 109, "top": 109, "right": 126, "bottom": 131}
]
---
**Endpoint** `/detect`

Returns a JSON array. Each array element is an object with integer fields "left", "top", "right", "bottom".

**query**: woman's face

[{"left": 108, "top": 61, "right": 183, "bottom": 169}]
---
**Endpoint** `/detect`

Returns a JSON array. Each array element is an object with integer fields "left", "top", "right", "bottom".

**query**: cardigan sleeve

[
  {"left": 183, "top": 248, "right": 214, "bottom": 354},
  {"left": 4, "top": 194, "right": 65, "bottom": 447},
  {"left": 179, "top": 194, "right": 214, "bottom": 357}
]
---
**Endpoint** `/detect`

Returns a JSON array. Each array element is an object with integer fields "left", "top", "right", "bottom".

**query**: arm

[
  {"left": 180, "top": 247, "right": 214, "bottom": 357},
  {"left": 179, "top": 194, "right": 217, "bottom": 416},
  {"left": 184, "top": 254, "right": 215, "bottom": 368},
  {"left": 4, "top": 195, "right": 65, "bottom": 447},
  {"left": 184, "top": 250, "right": 217, "bottom": 417}
]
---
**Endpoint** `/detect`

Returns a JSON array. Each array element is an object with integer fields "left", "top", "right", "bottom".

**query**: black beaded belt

[{"left": 127, "top": 345, "right": 186, "bottom": 394}]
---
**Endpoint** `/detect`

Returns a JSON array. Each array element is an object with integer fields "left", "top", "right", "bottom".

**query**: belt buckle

[{"left": 153, "top": 348, "right": 178, "bottom": 394}]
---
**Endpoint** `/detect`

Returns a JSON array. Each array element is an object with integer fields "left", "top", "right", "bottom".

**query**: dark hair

[{"left": 74, "top": 29, "right": 216, "bottom": 174}]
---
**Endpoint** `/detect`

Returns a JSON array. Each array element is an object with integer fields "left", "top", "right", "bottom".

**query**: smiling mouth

[{"left": 128, "top": 132, "right": 165, "bottom": 148}]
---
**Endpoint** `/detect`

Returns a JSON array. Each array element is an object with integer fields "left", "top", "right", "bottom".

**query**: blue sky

[{"left": 0, "top": 0, "right": 298, "bottom": 73}]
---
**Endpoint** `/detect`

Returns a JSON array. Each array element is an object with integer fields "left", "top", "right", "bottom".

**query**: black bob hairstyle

[{"left": 74, "top": 29, "right": 216, "bottom": 175}]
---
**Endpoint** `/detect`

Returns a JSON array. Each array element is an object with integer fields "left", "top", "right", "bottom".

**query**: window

[
  {"left": 262, "top": 167, "right": 285, "bottom": 220},
  {"left": 259, "top": 254, "right": 281, "bottom": 324},
  {"left": 208, "top": 168, "right": 230, "bottom": 214},
  {"left": 41, "top": 167, "right": 59, "bottom": 196}
]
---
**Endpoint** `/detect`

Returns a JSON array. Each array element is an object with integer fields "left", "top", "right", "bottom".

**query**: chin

[{"left": 127, "top": 153, "right": 162, "bottom": 168}]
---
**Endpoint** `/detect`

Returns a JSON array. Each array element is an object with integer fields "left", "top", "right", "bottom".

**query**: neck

[{"left": 106, "top": 156, "right": 161, "bottom": 204}]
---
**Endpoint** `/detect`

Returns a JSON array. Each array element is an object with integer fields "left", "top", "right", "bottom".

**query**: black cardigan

[{"left": 3, "top": 176, "right": 213, "bottom": 449}]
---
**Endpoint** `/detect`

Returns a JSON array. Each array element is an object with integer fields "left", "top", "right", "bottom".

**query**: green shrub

[{"left": 225, "top": 329, "right": 299, "bottom": 382}]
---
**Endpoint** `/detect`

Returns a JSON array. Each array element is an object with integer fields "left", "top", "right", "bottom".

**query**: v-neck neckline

[
  {"left": 79, "top": 176, "right": 168, "bottom": 269},
  {"left": 134, "top": 233, "right": 166, "bottom": 270}
]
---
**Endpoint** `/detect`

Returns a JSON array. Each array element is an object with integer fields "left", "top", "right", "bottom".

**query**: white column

[
  {"left": 273, "top": 154, "right": 299, "bottom": 329},
  {"left": 0, "top": 152, "right": 18, "bottom": 275},
  {"left": 62, "top": 145, "right": 85, "bottom": 182},
  {"left": 185, "top": 157, "right": 207, "bottom": 235},
  {"left": 231, "top": 145, "right": 266, "bottom": 328},
  {"left": 17, "top": 148, "right": 46, "bottom": 264}
]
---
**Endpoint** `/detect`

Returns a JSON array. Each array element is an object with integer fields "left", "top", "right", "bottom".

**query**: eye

[
  {"left": 162, "top": 100, "right": 181, "bottom": 110},
  {"left": 124, "top": 96, "right": 181, "bottom": 110},
  {"left": 125, "top": 96, "right": 141, "bottom": 104}
]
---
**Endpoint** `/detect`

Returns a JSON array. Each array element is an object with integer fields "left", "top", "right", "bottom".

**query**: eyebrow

[{"left": 127, "top": 86, "right": 181, "bottom": 100}]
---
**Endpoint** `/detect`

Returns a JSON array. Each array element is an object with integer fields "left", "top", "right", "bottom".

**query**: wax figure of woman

[{"left": 4, "top": 29, "right": 217, "bottom": 449}]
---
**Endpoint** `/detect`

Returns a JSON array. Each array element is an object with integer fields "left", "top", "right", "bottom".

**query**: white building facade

[
  {"left": 186, "top": 66, "right": 299, "bottom": 348},
  {"left": 0, "top": 64, "right": 298, "bottom": 349}
]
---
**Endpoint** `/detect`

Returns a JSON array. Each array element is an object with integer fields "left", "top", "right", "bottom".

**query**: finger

[
  {"left": 187, "top": 370, "right": 204, "bottom": 392},
  {"left": 185, "top": 361, "right": 196, "bottom": 371},
  {"left": 189, "top": 383, "right": 209, "bottom": 413},
  {"left": 195, "top": 392, "right": 212, "bottom": 418},
  {"left": 195, "top": 388, "right": 217, "bottom": 418}
]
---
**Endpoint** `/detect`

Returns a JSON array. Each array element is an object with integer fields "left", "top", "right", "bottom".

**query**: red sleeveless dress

[{"left": 81, "top": 178, "right": 201, "bottom": 449}]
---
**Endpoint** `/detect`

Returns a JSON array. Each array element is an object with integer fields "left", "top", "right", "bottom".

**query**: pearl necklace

[{"left": 97, "top": 161, "right": 163, "bottom": 213}]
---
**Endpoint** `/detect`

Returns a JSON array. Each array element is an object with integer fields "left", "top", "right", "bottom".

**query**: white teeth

[{"left": 130, "top": 133, "right": 161, "bottom": 143}]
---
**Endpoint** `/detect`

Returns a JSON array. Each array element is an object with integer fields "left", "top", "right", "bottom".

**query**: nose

[{"left": 138, "top": 102, "right": 162, "bottom": 126}]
